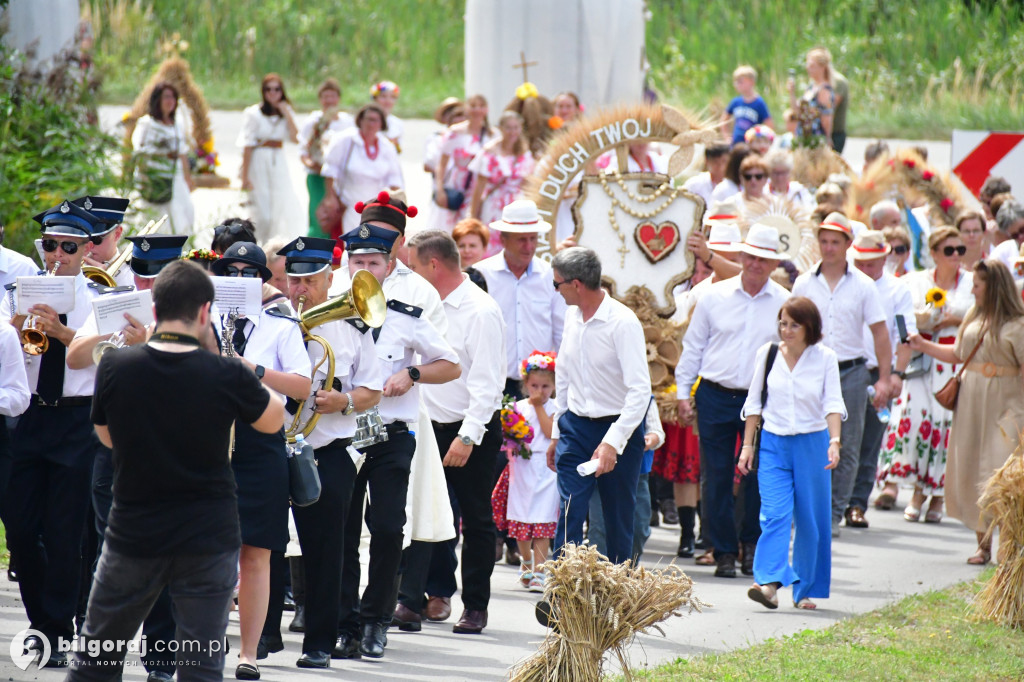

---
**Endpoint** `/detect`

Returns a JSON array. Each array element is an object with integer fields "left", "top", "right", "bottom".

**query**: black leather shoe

[
  {"left": 256, "top": 634, "right": 284, "bottom": 660},
  {"left": 283, "top": 588, "right": 295, "bottom": 612},
  {"left": 452, "top": 608, "right": 487, "bottom": 634},
  {"left": 23, "top": 635, "right": 44, "bottom": 652},
  {"left": 677, "top": 537, "right": 695, "bottom": 558},
  {"left": 296, "top": 650, "right": 331, "bottom": 668},
  {"left": 288, "top": 604, "right": 305, "bottom": 632},
  {"left": 392, "top": 603, "right": 422, "bottom": 632},
  {"left": 42, "top": 649, "right": 68, "bottom": 668},
  {"left": 649, "top": 507, "right": 660, "bottom": 527},
  {"left": 235, "top": 662, "right": 260, "bottom": 680},
  {"left": 331, "top": 633, "right": 361, "bottom": 659},
  {"left": 741, "top": 543, "right": 757, "bottom": 576},
  {"left": 359, "top": 622, "right": 387, "bottom": 658},
  {"left": 146, "top": 672, "right": 174, "bottom": 682},
  {"left": 714, "top": 553, "right": 737, "bottom": 578},
  {"left": 660, "top": 499, "right": 679, "bottom": 525}
]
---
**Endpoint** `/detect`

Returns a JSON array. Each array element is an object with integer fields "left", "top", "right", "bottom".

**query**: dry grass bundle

[
  {"left": 120, "top": 56, "right": 213, "bottom": 153},
  {"left": 621, "top": 287, "right": 682, "bottom": 423},
  {"left": 792, "top": 146, "right": 854, "bottom": 190},
  {"left": 975, "top": 447, "right": 1024, "bottom": 629},
  {"left": 509, "top": 543, "right": 707, "bottom": 681},
  {"left": 848, "top": 149, "right": 965, "bottom": 227}
]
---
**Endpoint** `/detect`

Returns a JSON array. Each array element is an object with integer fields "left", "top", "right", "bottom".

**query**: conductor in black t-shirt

[{"left": 67, "top": 260, "right": 285, "bottom": 682}]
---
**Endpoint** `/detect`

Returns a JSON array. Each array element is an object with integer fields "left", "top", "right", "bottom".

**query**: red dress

[{"left": 652, "top": 421, "right": 701, "bottom": 484}]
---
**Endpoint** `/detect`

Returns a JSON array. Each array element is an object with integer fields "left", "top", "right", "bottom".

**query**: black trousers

[
  {"left": 6, "top": 403, "right": 96, "bottom": 644},
  {"left": 339, "top": 430, "right": 415, "bottom": 634},
  {"left": 293, "top": 438, "right": 356, "bottom": 653},
  {"left": 91, "top": 446, "right": 176, "bottom": 674},
  {"left": 399, "top": 413, "right": 500, "bottom": 613}
]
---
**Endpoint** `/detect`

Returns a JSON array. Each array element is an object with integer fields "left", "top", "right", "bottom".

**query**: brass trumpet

[
  {"left": 21, "top": 263, "right": 59, "bottom": 355},
  {"left": 83, "top": 215, "right": 168, "bottom": 287},
  {"left": 285, "top": 270, "right": 387, "bottom": 442},
  {"left": 91, "top": 330, "right": 126, "bottom": 365}
]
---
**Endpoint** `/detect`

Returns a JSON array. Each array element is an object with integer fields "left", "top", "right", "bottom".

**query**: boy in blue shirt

[{"left": 722, "top": 65, "right": 773, "bottom": 146}]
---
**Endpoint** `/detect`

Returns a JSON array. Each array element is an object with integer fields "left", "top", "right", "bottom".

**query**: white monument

[{"left": 464, "top": 0, "right": 647, "bottom": 108}]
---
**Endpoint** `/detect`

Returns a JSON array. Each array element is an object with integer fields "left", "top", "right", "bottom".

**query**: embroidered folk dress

[
  {"left": 468, "top": 147, "right": 536, "bottom": 258},
  {"left": 237, "top": 104, "right": 304, "bottom": 243},
  {"left": 878, "top": 268, "right": 974, "bottom": 496},
  {"left": 131, "top": 113, "right": 195, "bottom": 234}
]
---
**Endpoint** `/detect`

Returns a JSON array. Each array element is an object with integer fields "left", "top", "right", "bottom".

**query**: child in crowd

[
  {"left": 506, "top": 352, "right": 560, "bottom": 592},
  {"left": 371, "top": 80, "right": 403, "bottom": 152},
  {"left": 744, "top": 124, "right": 775, "bottom": 155},
  {"left": 723, "top": 65, "right": 774, "bottom": 146},
  {"left": 774, "top": 108, "right": 797, "bottom": 150}
]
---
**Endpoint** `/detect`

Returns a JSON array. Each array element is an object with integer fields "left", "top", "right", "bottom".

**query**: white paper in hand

[
  {"left": 576, "top": 459, "right": 599, "bottom": 477},
  {"left": 91, "top": 290, "right": 154, "bottom": 335}
]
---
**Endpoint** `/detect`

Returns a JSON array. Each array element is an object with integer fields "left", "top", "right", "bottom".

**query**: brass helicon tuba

[{"left": 285, "top": 269, "right": 387, "bottom": 442}]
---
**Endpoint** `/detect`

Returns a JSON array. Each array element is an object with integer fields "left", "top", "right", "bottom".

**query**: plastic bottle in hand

[{"left": 866, "top": 385, "right": 891, "bottom": 424}]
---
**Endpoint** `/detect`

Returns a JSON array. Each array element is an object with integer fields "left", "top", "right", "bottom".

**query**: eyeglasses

[
  {"left": 942, "top": 245, "right": 967, "bottom": 257},
  {"left": 263, "top": 85, "right": 282, "bottom": 92},
  {"left": 552, "top": 278, "right": 576, "bottom": 291},
  {"left": 225, "top": 265, "right": 261, "bottom": 278},
  {"left": 743, "top": 173, "right": 766, "bottom": 181},
  {"left": 891, "top": 244, "right": 910, "bottom": 255},
  {"left": 41, "top": 238, "right": 83, "bottom": 255},
  {"left": 778, "top": 320, "right": 802, "bottom": 331}
]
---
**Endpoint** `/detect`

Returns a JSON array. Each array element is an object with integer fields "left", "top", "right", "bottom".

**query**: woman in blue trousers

[{"left": 738, "top": 296, "right": 845, "bottom": 610}]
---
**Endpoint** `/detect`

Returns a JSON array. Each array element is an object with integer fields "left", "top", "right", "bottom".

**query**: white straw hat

[
  {"left": 738, "top": 223, "right": 789, "bottom": 260},
  {"left": 488, "top": 199, "right": 552, "bottom": 234}
]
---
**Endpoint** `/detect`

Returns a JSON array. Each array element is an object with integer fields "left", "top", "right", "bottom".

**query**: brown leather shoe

[
  {"left": 391, "top": 604, "right": 422, "bottom": 632},
  {"left": 452, "top": 609, "right": 487, "bottom": 634},
  {"left": 845, "top": 506, "right": 869, "bottom": 528},
  {"left": 424, "top": 596, "right": 451, "bottom": 622}
]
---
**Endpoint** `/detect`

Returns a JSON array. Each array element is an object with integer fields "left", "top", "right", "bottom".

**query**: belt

[
  {"left": 431, "top": 419, "right": 461, "bottom": 430},
  {"left": 572, "top": 412, "right": 618, "bottom": 424},
  {"left": 837, "top": 357, "right": 867, "bottom": 371},
  {"left": 385, "top": 422, "right": 410, "bottom": 436},
  {"left": 700, "top": 379, "right": 747, "bottom": 397},
  {"left": 966, "top": 361, "right": 1019, "bottom": 378},
  {"left": 33, "top": 395, "right": 91, "bottom": 408},
  {"left": 257, "top": 140, "right": 283, "bottom": 148}
]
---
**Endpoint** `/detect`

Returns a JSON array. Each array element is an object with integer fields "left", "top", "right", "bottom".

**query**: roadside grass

[
  {"left": 628, "top": 570, "right": 1024, "bottom": 681},
  {"left": 80, "top": 0, "right": 1024, "bottom": 138}
]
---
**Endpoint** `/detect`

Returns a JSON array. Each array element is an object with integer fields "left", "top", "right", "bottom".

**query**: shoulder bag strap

[
  {"left": 954, "top": 330, "right": 986, "bottom": 381},
  {"left": 761, "top": 343, "right": 780, "bottom": 410}
]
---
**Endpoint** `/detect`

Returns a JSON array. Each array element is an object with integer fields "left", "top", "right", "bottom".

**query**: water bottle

[{"left": 866, "top": 385, "right": 891, "bottom": 424}]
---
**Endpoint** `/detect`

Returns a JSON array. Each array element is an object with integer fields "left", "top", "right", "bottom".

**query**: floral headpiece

[
  {"left": 183, "top": 248, "right": 219, "bottom": 263},
  {"left": 515, "top": 81, "right": 539, "bottom": 100},
  {"left": 521, "top": 350, "right": 556, "bottom": 378},
  {"left": 370, "top": 80, "right": 400, "bottom": 98}
]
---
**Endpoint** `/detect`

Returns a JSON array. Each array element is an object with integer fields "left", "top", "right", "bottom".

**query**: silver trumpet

[
  {"left": 352, "top": 406, "right": 389, "bottom": 449},
  {"left": 91, "top": 331, "right": 126, "bottom": 365}
]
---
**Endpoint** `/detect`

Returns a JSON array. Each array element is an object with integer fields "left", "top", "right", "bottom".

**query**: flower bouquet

[{"left": 500, "top": 394, "right": 535, "bottom": 459}]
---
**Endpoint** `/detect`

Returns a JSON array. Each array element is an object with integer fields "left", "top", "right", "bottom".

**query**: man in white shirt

[
  {"left": 544, "top": 247, "right": 650, "bottom": 566},
  {"left": 681, "top": 142, "right": 730, "bottom": 206},
  {"left": 401, "top": 230, "right": 506, "bottom": 636},
  {"left": 992, "top": 200, "right": 1024, "bottom": 279},
  {"left": 0, "top": 222, "right": 41, "bottom": 292},
  {"left": 847, "top": 230, "right": 915, "bottom": 529},
  {"left": 475, "top": 200, "right": 566, "bottom": 397},
  {"left": 676, "top": 224, "right": 790, "bottom": 578},
  {"left": 792, "top": 213, "right": 892, "bottom": 538}
]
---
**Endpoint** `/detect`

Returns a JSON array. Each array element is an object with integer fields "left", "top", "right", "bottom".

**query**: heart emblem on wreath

[{"left": 634, "top": 221, "right": 680, "bottom": 263}]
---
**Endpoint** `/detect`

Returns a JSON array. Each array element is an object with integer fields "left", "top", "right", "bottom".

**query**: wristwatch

[
  {"left": 895, "top": 370, "right": 907, "bottom": 380},
  {"left": 459, "top": 435, "right": 474, "bottom": 446},
  {"left": 342, "top": 392, "right": 355, "bottom": 416},
  {"left": 254, "top": 365, "right": 266, "bottom": 380},
  {"left": 407, "top": 366, "right": 421, "bottom": 382}
]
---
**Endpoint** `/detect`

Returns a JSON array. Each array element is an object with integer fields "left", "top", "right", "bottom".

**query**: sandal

[
  {"left": 695, "top": 551, "right": 716, "bottom": 566},
  {"left": 967, "top": 547, "right": 991, "bottom": 565},
  {"left": 874, "top": 489, "right": 897, "bottom": 510},
  {"left": 925, "top": 498, "right": 944, "bottom": 523},
  {"left": 747, "top": 583, "right": 778, "bottom": 610},
  {"left": 794, "top": 598, "right": 817, "bottom": 610},
  {"left": 903, "top": 505, "right": 921, "bottom": 522}
]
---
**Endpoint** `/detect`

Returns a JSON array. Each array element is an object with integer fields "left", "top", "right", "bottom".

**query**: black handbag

[
  {"left": 287, "top": 437, "right": 321, "bottom": 507},
  {"left": 749, "top": 343, "right": 780, "bottom": 474}
]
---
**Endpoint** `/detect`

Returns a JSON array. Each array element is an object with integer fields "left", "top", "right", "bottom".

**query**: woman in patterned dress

[{"left": 434, "top": 94, "right": 495, "bottom": 231}]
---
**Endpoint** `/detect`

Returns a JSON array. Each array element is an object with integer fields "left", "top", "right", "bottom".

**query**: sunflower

[{"left": 925, "top": 287, "right": 947, "bottom": 308}]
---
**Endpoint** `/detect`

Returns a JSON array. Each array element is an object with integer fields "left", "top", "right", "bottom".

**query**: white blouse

[{"left": 742, "top": 342, "right": 847, "bottom": 435}]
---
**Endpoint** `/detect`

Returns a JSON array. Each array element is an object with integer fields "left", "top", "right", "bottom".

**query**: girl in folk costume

[
  {"left": 492, "top": 352, "right": 559, "bottom": 592},
  {"left": 434, "top": 94, "right": 496, "bottom": 231}
]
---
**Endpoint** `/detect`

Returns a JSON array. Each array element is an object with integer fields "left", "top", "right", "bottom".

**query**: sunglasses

[
  {"left": 225, "top": 265, "right": 261, "bottom": 278},
  {"left": 891, "top": 244, "right": 910, "bottom": 255},
  {"left": 41, "top": 238, "right": 83, "bottom": 255},
  {"left": 215, "top": 221, "right": 252, "bottom": 238},
  {"left": 942, "top": 245, "right": 967, "bottom": 257},
  {"left": 743, "top": 173, "right": 766, "bottom": 181},
  {"left": 263, "top": 85, "right": 282, "bottom": 92},
  {"left": 552, "top": 278, "right": 576, "bottom": 291}
]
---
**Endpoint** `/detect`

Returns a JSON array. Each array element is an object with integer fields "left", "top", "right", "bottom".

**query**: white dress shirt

[
  {"left": 421, "top": 276, "right": 506, "bottom": 444},
  {"left": 681, "top": 172, "right": 718, "bottom": 206},
  {"left": 226, "top": 309, "right": 311, "bottom": 401},
  {"left": 0, "top": 246, "right": 40, "bottom": 291},
  {"left": 1, "top": 273, "right": 100, "bottom": 398},
  {"left": 992, "top": 238, "right": 1020, "bottom": 280},
  {"left": 863, "top": 272, "right": 917, "bottom": 370},
  {"left": 374, "top": 300, "right": 459, "bottom": 424},
  {"left": 676, "top": 275, "right": 790, "bottom": 393},
  {"left": 475, "top": 253, "right": 566, "bottom": 379},
  {"left": 0, "top": 322, "right": 30, "bottom": 417},
  {"left": 304, "top": 319, "right": 383, "bottom": 449},
  {"left": 792, "top": 264, "right": 886, "bottom": 362},
  {"left": 550, "top": 292, "right": 651, "bottom": 454},
  {"left": 742, "top": 342, "right": 847, "bottom": 435},
  {"left": 330, "top": 260, "right": 447, "bottom": 336}
]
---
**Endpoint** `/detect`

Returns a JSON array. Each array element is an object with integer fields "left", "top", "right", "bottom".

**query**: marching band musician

[
  {"left": 66, "top": 232, "right": 187, "bottom": 682},
  {"left": 209, "top": 242, "right": 312, "bottom": 680},
  {"left": 276, "top": 235, "right": 384, "bottom": 670},
  {"left": 335, "top": 224, "right": 460, "bottom": 660},
  {"left": 73, "top": 196, "right": 134, "bottom": 288},
  {"left": 0, "top": 200, "right": 106, "bottom": 667}
]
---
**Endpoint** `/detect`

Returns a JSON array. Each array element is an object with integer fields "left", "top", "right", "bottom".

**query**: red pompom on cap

[
  {"left": 354, "top": 201, "right": 365, "bottom": 213},
  {"left": 377, "top": 190, "right": 391, "bottom": 204},
  {"left": 406, "top": 205, "right": 419, "bottom": 218}
]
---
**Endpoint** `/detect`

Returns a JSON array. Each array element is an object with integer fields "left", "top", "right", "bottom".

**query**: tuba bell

[
  {"left": 83, "top": 215, "right": 168, "bottom": 287},
  {"left": 285, "top": 269, "right": 387, "bottom": 442}
]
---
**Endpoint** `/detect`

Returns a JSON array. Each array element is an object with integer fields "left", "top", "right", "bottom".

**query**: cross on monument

[{"left": 512, "top": 51, "right": 538, "bottom": 82}]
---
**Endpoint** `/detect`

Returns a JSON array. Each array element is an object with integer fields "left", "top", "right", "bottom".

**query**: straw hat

[
  {"left": 434, "top": 97, "right": 463, "bottom": 124},
  {"left": 738, "top": 223, "right": 789, "bottom": 260},
  {"left": 851, "top": 229, "right": 891, "bottom": 260},
  {"left": 489, "top": 199, "right": 552, "bottom": 234},
  {"left": 817, "top": 212, "right": 853, "bottom": 239},
  {"left": 706, "top": 222, "right": 742, "bottom": 253}
]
